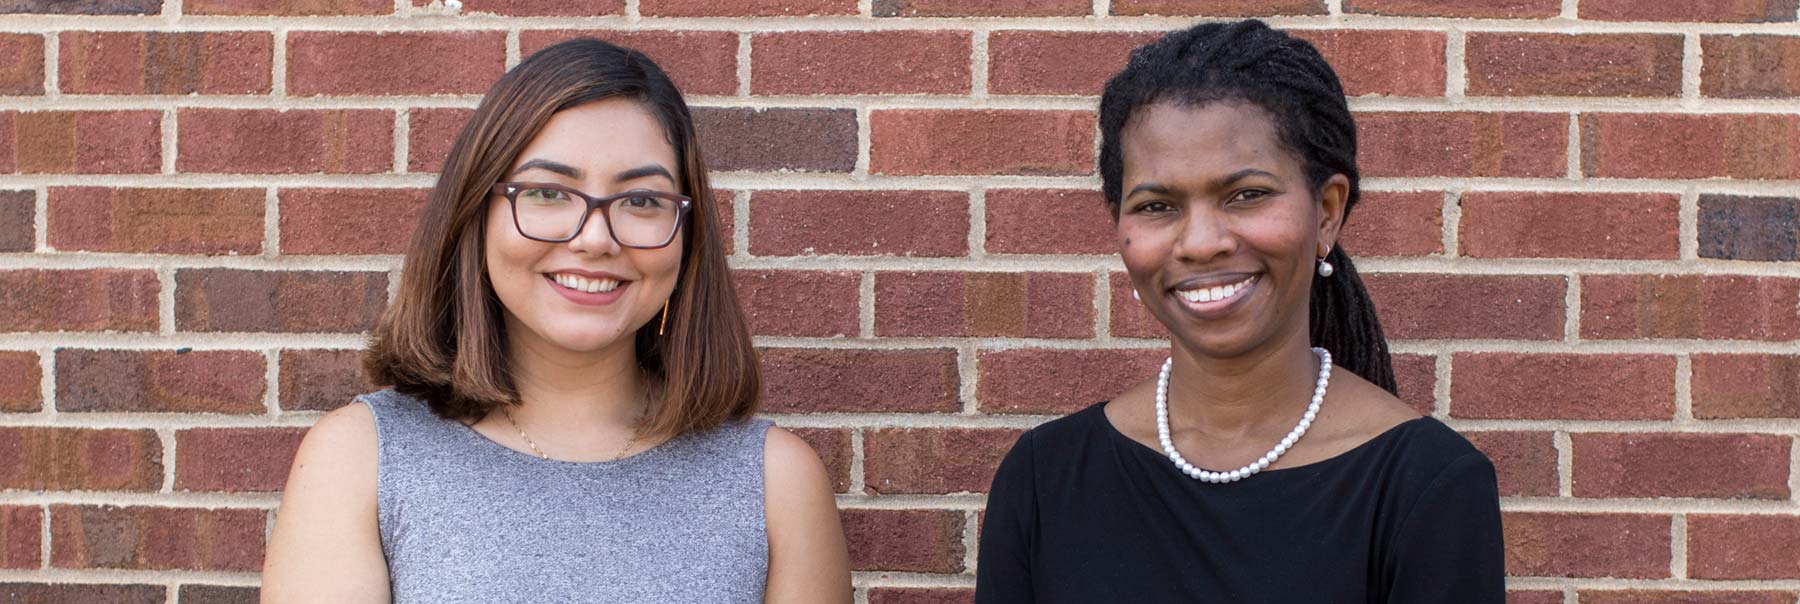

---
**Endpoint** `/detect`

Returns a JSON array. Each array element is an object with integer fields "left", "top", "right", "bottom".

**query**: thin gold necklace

[{"left": 500, "top": 404, "right": 644, "bottom": 462}]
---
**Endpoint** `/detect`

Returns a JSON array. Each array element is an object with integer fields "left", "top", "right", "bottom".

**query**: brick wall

[{"left": 2, "top": 0, "right": 1799, "bottom": 602}]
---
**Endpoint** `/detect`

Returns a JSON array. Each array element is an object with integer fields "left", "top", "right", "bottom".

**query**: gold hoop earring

[{"left": 657, "top": 298, "right": 671, "bottom": 336}]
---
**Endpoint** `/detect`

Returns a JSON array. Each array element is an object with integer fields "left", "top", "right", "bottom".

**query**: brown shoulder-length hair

[{"left": 365, "top": 38, "right": 760, "bottom": 437}]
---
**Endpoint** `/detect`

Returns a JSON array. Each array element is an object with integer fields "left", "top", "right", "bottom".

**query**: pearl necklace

[{"left": 1155, "top": 347, "right": 1332, "bottom": 483}]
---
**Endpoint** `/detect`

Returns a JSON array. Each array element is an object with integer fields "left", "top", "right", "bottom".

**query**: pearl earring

[
  {"left": 1132, "top": 289, "right": 1140, "bottom": 301},
  {"left": 1317, "top": 258, "right": 1334, "bottom": 277}
]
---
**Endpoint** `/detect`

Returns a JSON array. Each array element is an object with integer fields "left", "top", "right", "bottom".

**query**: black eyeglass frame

[{"left": 492, "top": 182, "right": 693, "bottom": 249}]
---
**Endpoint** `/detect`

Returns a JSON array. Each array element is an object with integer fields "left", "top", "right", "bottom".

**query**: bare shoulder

[
  {"left": 1322, "top": 367, "right": 1422, "bottom": 441},
  {"left": 763, "top": 426, "right": 829, "bottom": 489},
  {"left": 296, "top": 402, "right": 380, "bottom": 472}
]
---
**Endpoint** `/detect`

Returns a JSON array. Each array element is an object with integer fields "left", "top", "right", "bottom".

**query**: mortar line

[
  {"left": 736, "top": 32, "right": 752, "bottom": 98},
  {"left": 1555, "top": 431, "right": 1574, "bottom": 497},
  {"left": 33, "top": 187, "right": 48, "bottom": 253},
  {"left": 264, "top": 187, "right": 280, "bottom": 256}
]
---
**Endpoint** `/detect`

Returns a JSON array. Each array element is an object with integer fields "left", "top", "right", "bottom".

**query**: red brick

[
  {"left": 1580, "top": 591, "right": 1798, "bottom": 604},
  {"left": 841, "top": 509, "right": 964, "bottom": 572},
  {"left": 176, "top": 269, "right": 386, "bottom": 333},
  {"left": 0, "top": 584, "right": 162, "bottom": 602},
  {"left": 9, "top": 110, "right": 161, "bottom": 174},
  {"left": 49, "top": 187, "right": 263, "bottom": 254},
  {"left": 694, "top": 108, "right": 857, "bottom": 173},
  {"left": 1581, "top": 113, "right": 1800, "bottom": 179},
  {"left": 56, "top": 349, "right": 266, "bottom": 414},
  {"left": 405, "top": 107, "right": 470, "bottom": 174},
  {"left": 714, "top": 189, "right": 735, "bottom": 255},
  {"left": 1109, "top": 272, "right": 1164, "bottom": 339},
  {"left": 179, "top": 585, "right": 260, "bottom": 604},
  {"left": 0, "top": 507, "right": 39, "bottom": 569},
  {"left": 0, "top": 269, "right": 159, "bottom": 333},
  {"left": 186, "top": 0, "right": 387, "bottom": 15},
  {"left": 50, "top": 505, "right": 265, "bottom": 571},
  {"left": 178, "top": 109, "right": 392, "bottom": 174},
  {"left": 1451, "top": 353, "right": 1675, "bottom": 420},
  {"left": 865, "top": 428, "right": 1019, "bottom": 494},
  {"left": 1688, "top": 515, "right": 1800, "bottom": 579},
  {"left": 1111, "top": 0, "right": 1325, "bottom": 15},
  {"left": 175, "top": 428, "right": 307, "bottom": 492},
  {"left": 0, "top": 112, "right": 12, "bottom": 171},
  {"left": 978, "top": 348, "right": 1164, "bottom": 414},
  {"left": 1508, "top": 591, "right": 1565, "bottom": 604},
  {"left": 278, "top": 188, "right": 427, "bottom": 255},
  {"left": 0, "top": 351, "right": 41, "bottom": 412},
  {"left": 788, "top": 428, "right": 851, "bottom": 493},
  {"left": 761, "top": 348, "right": 959, "bottom": 413},
  {"left": 59, "top": 31, "right": 272, "bottom": 95},
  {"left": 1572, "top": 433, "right": 1790, "bottom": 499},
  {"left": 640, "top": 0, "right": 854, "bottom": 15},
  {"left": 0, "top": 189, "right": 31, "bottom": 252},
  {"left": 753, "top": 31, "right": 970, "bottom": 95},
  {"left": 1358, "top": 112, "right": 1566, "bottom": 178},
  {"left": 1392, "top": 352, "right": 1436, "bottom": 415},
  {"left": 871, "top": 110, "right": 1095, "bottom": 176},
  {"left": 1580, "top": 275, "right": 1800, "bottom": 341},
  {"left": 521, "top": 31, "right": 738, "bottom": 96},
  {"left": 412, "top": 0, "right": 621, "bottom": 15},
  {"left": 1459, "top": 192, "right": 1679, "bottom": 259},
  {"left": 0, "top": 34, "right": 44, "bottom": 95},
  {"left": 1467, "top": 33, "right": 1682, "bottom": 97},
  {"left": 733, "top": 270, "right": 860, "bottom": 337},
  {"left": 1345, "top": 0, "right": 1560, "bottom": 17},
  {"left": 984, "top": 189, "right": 1116, "bottom": 255},
  {"left": 1503, "top": 512, "right": 1671, "bottom": 578},
  {"left": 1692, "top": 354, "right": 1800, "bottom": 419},
  {"left": 0, "top": 427, "right": 162, "bottom": 491},
  {"left": 869, "top": 588, "right": 976, "bottom": 604},
  {"left": 278, "top": 349, "right": 371, "bottom": 412},
  {"left": 876, "top": 272, "right": 1092, "bottom": 339},
  {"left": 1293, "top": 30, "right": 1447, "bottom": 97},
  {"left": 1340, "top": 190, "right": 1444, "bottom": 258},
  {"left": 875, "top": 0, "right": 1086, "bottom": 16},
  {"left": 1365, "top": 274, "right": 1566, "bottom": 340},
  {"left": 1704, "top": 35, "right": 1800, "bottom": 99},
  {"left": 1580, "top": 0, "right": 1797, "bottom": 22},
  {"left": 288, "top": 32, "right": 503, "bottom": 96},
  {"left": 987, "top": 31, "right": 1158, "bottom": 96},
  {"left": 1464, "top": 431, "right": 1558, "bottom": 497},
  {"left": 749, "top": 190, "right": 968, "bottom": 257}
]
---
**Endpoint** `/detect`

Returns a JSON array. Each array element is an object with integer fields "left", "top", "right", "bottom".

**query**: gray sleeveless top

[{"left": 357, "top": 389, "right": 773, "bottom": 603}]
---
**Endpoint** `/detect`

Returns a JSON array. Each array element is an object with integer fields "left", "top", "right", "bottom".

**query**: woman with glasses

[
  {"left": 262, "top": 39, "right": 851, "bottom": 603},
  {"left": 975, "top": 21, "right": 1504, "bottom": 603}
]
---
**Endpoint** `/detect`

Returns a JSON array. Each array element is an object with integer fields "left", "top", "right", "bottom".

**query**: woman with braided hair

[{"left": 976, "top": 20, "right": 1504, "bottom": 603}]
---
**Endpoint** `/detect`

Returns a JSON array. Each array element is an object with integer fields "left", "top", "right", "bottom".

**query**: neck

[
  {"left": 504, "top": 322, "right": 647, "bottom": 430},
  {"left": 1165, "top": 334, "right": 1321, "bottom": 438}
]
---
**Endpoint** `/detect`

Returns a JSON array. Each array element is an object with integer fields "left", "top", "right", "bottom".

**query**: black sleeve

[
  {"left": 975, "top": 430, "right": 1038, "bottom": 604},
  {"left": 1383, "top": 452, "right": 1507, "bottom": 604}
]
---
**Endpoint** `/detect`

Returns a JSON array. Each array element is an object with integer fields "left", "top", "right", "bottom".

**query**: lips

[
  {"left": 550, "top": 272, "right": 620, "bottom": 293},
  {"left": 543, "top": 270, "right": 632, "bottom": 306},
  {"left": 1168, "top": 274, "right": 1260, "bottom": 317},
  {"left": 1175, "top": 275, "right": 1257, "bottom": 304}
]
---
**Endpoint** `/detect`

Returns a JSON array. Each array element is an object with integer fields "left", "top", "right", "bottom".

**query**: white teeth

[
  {"left": 551, "top": 273, "right": 620, "bottom": 294},
  {"left": 1177, "top": 276, "right": 1256, "bottom": 304}
]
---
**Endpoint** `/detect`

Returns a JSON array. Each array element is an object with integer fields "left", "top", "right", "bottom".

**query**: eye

[
  {"left": 1228, "top": 189, "right": 1271, "bottom": 204},
  {"left": 1131, "top": 200, "right": 1176, "bottom": 215},
  {"left": 621, "top": 195, "right": 665, "bottom": 209},
  {"left": 518, "top": 187, "right": 572, "bottom": 203}
]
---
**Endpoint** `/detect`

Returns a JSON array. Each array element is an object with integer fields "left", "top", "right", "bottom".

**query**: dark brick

[
  {"left": 0, "top": 0, "right": 160, "bottom": 14},
  {"left": 693, "top": 108, "right": 856, "bottom": 173},
  {"left": 0, "top": 190, "right": 31, "bottom": 252},
  {"left": 1698, "top": 194, "right": 1798, "bottom": 261}
]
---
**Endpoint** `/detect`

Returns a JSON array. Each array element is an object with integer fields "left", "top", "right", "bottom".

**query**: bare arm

[
  {"left": 261, "top": 403, "right": 391, "bottom": 604},
  {"left": 762, "top": 427, "right": 852, "bottom": 604}
]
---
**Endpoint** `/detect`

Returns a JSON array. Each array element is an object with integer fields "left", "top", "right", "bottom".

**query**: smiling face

[
  {"left": 484, "top": 97, "right": 686, "bottom": 358},
  {"left": 1116, "top": 101, "right": 1346, "bottom": 361}
]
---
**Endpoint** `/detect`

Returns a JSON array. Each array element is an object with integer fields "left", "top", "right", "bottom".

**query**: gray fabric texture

[{"left": 357, "top": 388, "right": 773, "bottom": 603}]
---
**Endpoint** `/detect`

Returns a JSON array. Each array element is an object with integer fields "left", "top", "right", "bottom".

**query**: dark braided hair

[{"left": 1099, "top": 19, "right": 1397, "bottom": 394}]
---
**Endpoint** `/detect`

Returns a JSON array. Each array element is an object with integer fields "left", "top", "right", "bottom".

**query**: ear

[{"left": 1315, "top": 174, "right": 1350, "bottom": 258}]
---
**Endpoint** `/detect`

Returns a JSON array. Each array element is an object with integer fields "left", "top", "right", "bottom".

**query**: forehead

[
  {"left": 1119, "top": 101, "right": 1296, "bottom": 179},
  {"left": 513, "top": 97, "right": 677, "bottom": 171}
]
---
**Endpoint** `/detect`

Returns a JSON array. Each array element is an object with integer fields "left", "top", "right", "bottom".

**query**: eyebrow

[
  {"left": 510, "top": 160, "right": 674, "bottom": 184},
  {"left": 1125, "top": 168, "right": 1278, "bottom": 198}
]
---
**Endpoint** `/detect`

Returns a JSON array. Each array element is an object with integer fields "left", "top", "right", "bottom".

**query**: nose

[
  {"left": 1171, "top": 204, "right": 1236, "bottom": 264},
  {"left": 566, "top": 207, "right": 622, "bottom": 256}
]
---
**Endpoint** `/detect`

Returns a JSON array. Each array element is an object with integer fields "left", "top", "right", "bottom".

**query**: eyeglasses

[{"left": 492, "top": 182, "right": 692, "bottom": 249}]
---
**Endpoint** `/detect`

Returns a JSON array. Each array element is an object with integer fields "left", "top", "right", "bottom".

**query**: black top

[{"left": 976, "top": 401, "right": 1505, "bottom": 604}]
